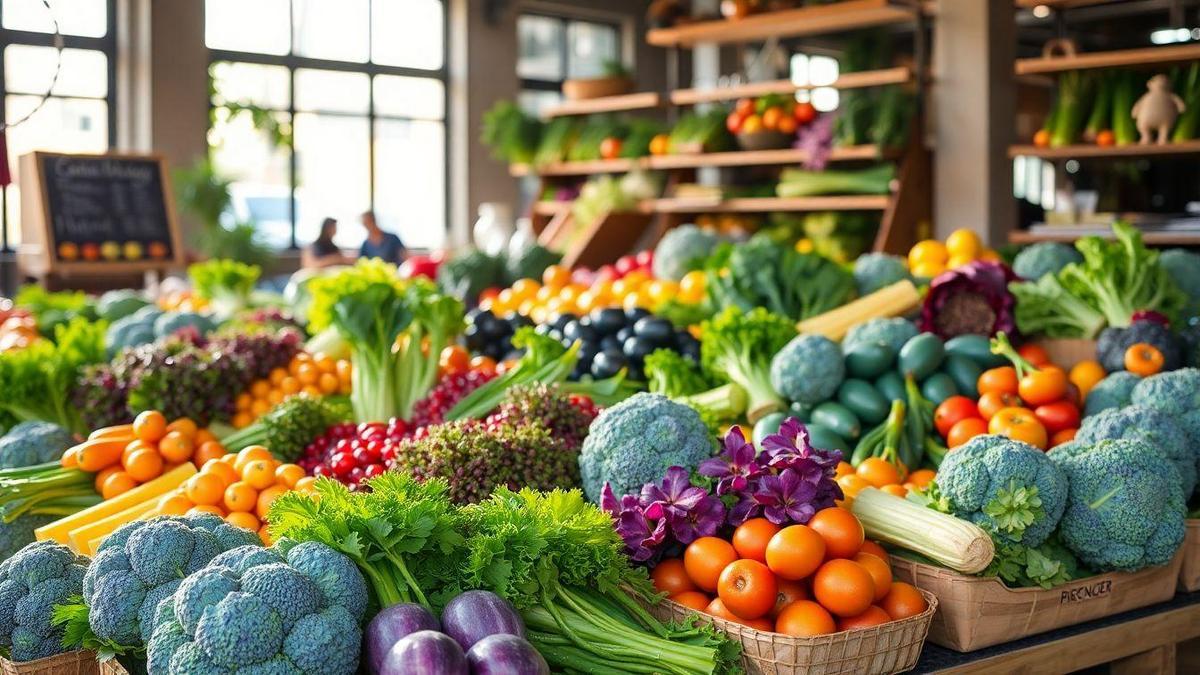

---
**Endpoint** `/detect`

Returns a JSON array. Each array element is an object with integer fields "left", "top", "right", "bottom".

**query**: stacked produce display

[{"left": 2, "top": 218, "right": 1200, "bottom": 674}]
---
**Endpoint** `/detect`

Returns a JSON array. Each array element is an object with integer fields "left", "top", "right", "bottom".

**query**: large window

[
  {"left": 517, "top": 13, "right": 620, "bottom": 115},
  {"left": 1, "top": 0, "right": 115, "bottom": 252},
  {"left": 205, "top": 0, "right": 447, "bottom": 250}
]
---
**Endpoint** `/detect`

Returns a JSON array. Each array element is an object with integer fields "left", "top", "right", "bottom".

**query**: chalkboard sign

[{"left": 18, "top": 151, "right": 184, "bottom": 275}]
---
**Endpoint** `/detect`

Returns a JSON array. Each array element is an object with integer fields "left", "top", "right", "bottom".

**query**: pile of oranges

[
  {"left": 160, "top": 445, "right": 316, "bottom": 545},
  {"left": 835, "top": 461, "right": 936, "bottom": 505},
  {"left": 480, "top": 264, "right": 707, "bottom": 326},
  {"left": 650, "top": 506, "right": 928, "bottom": 636},
  {"left": 232, "top": 352, "right": 352, "bottom": 428}
]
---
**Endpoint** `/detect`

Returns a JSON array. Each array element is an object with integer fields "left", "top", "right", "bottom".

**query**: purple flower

[
  {"left": 668, "top": 494, "right": 727, "bottom": 544},
  {"left": 796, "top": 114, "right": 836, "bottom": 171},
  {"left": 698, "top": 426, "right": 763, "bottom": 496},
  {"left": 639, "top": 467, "right": 709, "bottom": 520},
  {"left": 754, "top": 469, "right": 820, "bottom": 525},
  {"left": 602, "top": 483, "right": 668, "bottom": 562},
  {"left": 728, "top": 493, "right": 762, "bottom": 526},
  {"left": 761, "top": 418, "right": 842, "bottom": 473}
]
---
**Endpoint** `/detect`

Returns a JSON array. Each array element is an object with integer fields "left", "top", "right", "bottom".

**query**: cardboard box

[{"left": 1036, "top": 338, "right": 1098, "bottom": 370}]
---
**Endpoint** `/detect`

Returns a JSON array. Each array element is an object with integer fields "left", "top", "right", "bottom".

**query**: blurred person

[
  {"left": 302, "top": 217, "right": 353, "bottom": 269},
  {"left": 359, "top": 210, "right": 407, "bottom": 264}
]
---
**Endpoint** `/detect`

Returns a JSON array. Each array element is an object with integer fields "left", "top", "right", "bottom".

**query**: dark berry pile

[{"left": 408, "top": 369, "right": 498, "bottom": 429}]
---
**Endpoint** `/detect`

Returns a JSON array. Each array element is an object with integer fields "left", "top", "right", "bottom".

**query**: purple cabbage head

[{"left": 919, "top": 260, "right": 1019, "bottom": 340}]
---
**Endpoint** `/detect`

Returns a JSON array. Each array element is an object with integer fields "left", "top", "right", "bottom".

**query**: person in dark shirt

[
  {"left": 302, "top": 217, "right": 352, "bottom": 269},
  {"left": 358, "top": 210, "right": 406, "bottom": 264}
]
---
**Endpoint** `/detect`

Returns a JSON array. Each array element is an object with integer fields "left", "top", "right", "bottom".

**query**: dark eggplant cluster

[
  {"left": 539, "top": 307, "right": 699, "bottom": 382},
  {"left": 463, "top": 308, "right": 534, "bottom": 361}
]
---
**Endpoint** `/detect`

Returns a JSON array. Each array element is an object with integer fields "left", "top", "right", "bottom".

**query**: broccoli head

[
  {"left": 1160, "top": 249, "right": 1200, "bottom": 320},
  {"left": 0, "top": 540, "right": 88, "bottom": 662},
  {"left": 82, "top": 513, "right": 260, "bottom": 648},
  {"left": 1076, "top": 405, "right": 1196, "bottom": 497},
  {"left": 1129, "top": 368, "right": 1200, "bottom": 469},
  {"left": 0, "top": 421, "right": 76, "bottom": 469},
  {"left": 1083, "top": 371, "right": 1141, "bottom": 417},
  {"left": 936, "top": 434, "right": 1068, "bottom": 547},
  {"left": 1050, "top": 438, "right": 1186, "bottom": 571},
  {"left": 1097, "top": 319, "right": 1185, "bottom": 373},
  {"left": 1011, "top": 242, "right": 1083, "bottom": 281},
  {"left": 579, "top": 393, "right": 716, "bottom": 501},
  {"left": 652, "top": 224, "right": 719, "bottom": 281},
  {"left": 770, "top": 334, "right": 845, "bottom": 406},
  {"left": 853, "top": 253, "right": 911, "bottom": 296},
  {"left": 843, "top": 317, "right": 919, "bottom": 354},
  {"left": 146, "top": 542, "right": 367, "bottom": 675}
]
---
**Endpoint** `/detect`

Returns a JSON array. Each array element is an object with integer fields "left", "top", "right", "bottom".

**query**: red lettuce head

[{"left": 919, "top": 260, "right": 1019, "bottom": 339}]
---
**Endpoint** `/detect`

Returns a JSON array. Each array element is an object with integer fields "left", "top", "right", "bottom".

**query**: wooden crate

[
  {"left": 1180, "top": 520, "right": 1200, "bottom": 592},
  {"left": 0, "top": 651, "right": 98, "bottom": 675}
]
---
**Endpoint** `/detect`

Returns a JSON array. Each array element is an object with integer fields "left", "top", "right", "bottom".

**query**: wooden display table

[{"left": 915, "top": 591, "right": 1200, "bottom": 674}]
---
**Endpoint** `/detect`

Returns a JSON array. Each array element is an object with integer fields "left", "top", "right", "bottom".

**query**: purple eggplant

[
  {"left": 441, "top": 591, "right": 525, "bottom": 651},
  {"left": 467, "top": 634, "right": 550, "bottom": 675},
  {"left": 380, "top": 630, "right": 468, "bottom": 675},
  {"left": 366, "top": 603, "right": 441, "bottom": 674}
]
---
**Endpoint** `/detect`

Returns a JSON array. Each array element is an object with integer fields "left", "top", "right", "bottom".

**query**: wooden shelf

[
  {"left": 670, "top": 66, "right": 913, "bottom": 105},
  {"left": 511, "top": 158, "right": 638, "bottom": 177},
  {"left": 1009, "top": 140, "right": 1200, "bottom": 159},
  {"left": 532, "top": 201, "right": 571, "bottom": 216},
  {"left": 511, "top": 145, "right": 891, "bottom": 176},
  {"left": 646, "top": 0, "right": 917, "bottom": 47},
  {"left": 1015, "top": 43, "right": 1200, "bottom": 75},
  {"left": 1014, "top": 0, "right": 1114, "bottom": 8},
  {"left": 649, "top": 195, "right": 891, "bottom": 213},
  {"left": 1010, "top": 229, "right": 1200, "bottom": 245},
  {"left": 542, "top": 92, "right": 662, "bottom": 118}
]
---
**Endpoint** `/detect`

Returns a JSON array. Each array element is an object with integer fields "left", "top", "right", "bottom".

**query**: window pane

[
  {"left": 566, "top": 21, "right": 618, "bottom": 79},
  {"left": 206, "top": 0, "right": 290, "bottom": 55},
  {"left": 292, "top": 0, "right": 368, "bottom": 63},
  {"left": 375, "top": 119, "right": 445, "bottom": 249},
  {"left": 295, "top": 69, "right": 369, "bottom": 114},
  {"left": 372, "top": 0, "right": 443, "bottom": 70},
  {"left": 210, "top": 62, "right": 290, "bottom": 109},
  {"left": 518, "top": 15, "right": 564, "bottom": 81},
  {"left": 3, "top": 0, "right": 106, "bottom": 38},
  {"left": 209, "top": 110, "right": 293, "bottom": 248},
  {"left": 5, "top": 96, "right": 108, "bottom": 247},
  {"left": 374, "top": 75, "right": 444, "bottom": 120},
  {"left": 518, "top": 90, "right": 561, "bottom": 116},
  {"left": 5, "top": 46, "right": 107, "bottom": 99},
  {"left": 294, "top": 114, "right": 370, "bottom": 249}
]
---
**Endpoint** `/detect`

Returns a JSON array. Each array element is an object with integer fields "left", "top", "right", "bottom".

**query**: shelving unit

[
  {"left": 646, "top": 0, "right": 918, "bottom": 47},
  {"left": 511, "top": 145, "right": 895, "bottom": 177},
  {"left": 1010, "top": 229, "right": 1200, "bottom": 245},
  {"left": 1016, "top": 43, "right": 1200, "bottom": 75},
  {"left": 648, "top": 195, "right": 891, "bottom": 213},
  {"left": 1009, "top": 140, "right": 1200, "bottom": 159},
  {"left": 541, "top": 93, "right": 662, "bottom": 119}
]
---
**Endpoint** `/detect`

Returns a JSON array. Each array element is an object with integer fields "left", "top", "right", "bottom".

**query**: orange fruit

[
  {"left": 192, "top": 441, "right": 227, "bottom": 468},
  {"left": 275, "top": 463, "right": 306, "bottom": 488},
  {"left": 201, "top": 459, "right": 239, "bottom": 487},
  {"left": 294, "top": 476, "right": 318, "bottom": 492},
  {"left": 670, "top": 591, "right": 711, "bottom": 611},
  {"left": 251, "top": 380, "right": 272, "bottom": 397},
  {"left": 858, "top": 540, "right": 889, "bottom": 564},
  {"left": 268, "top": 367, "right": 288, "bottom": 385},
  {"left": 256, "top": 485, "right": 287, "bottom": 519},
  {"left": 123, "top": 447, "right": 163, "bottom": 482},
  {"left": 157, "top": 493, "right": 193, "bottom": 516},
  {"left": 318, "top": 373, "right": 340, "bottom": 394},
  {"left": 837, "top": 605, "right": 892, "bottom": 631},
  {"left": 771, "top": 578, "right": 809, "bottom": 618},
  {"left": 223, "top": 481, "right": 258, "bottom": 513},
  {"left": 296, "top": 363, "right": 319, "bottom": 386},
  {"left": 257, "top": 524, "right": 274, "bottom": 546},
  {"left": 100, "top": 471, "right": 138, "bottom": 499},
  {"left": 855, "top": 458, "right": 902, "bottom": 488},
  {"left": 185, "top": 473, "right": 226, "bottom": 505},
  {"left": 812, "top": 559, "right": 875, "bottom": 618},
  {"left": 652, "top": 558, "right": 697, "bottom": 596},
  {"left": 907, "top": 469, "right": 936, "bottom": 489},
  {"left": 159, "top": 431, "right": 194, "bottom": 463},
  {"left": 704, "top": 597, "right": 773, "bottom": 630},
  {"left": 279, "top": 376, "right": 301, "bottom": 395},
  {"left": 165, "top": 418, "right": 198, "bottom": 438},
  {"left": 684, "top": 537, "right": 738, "bottom": 593},
  {"left": 250, "top": 399, "right": 271, "bottom": 416},
  {"left": 231, "top": 413, "right": 253, "bottom": 429},
  {"left": 235, "top": 393, "right": 253, "bottom": 411},
  {"left": 133, "top": 410, "right": 167, "bottom": 443},
  {"left": 193, "top": 429, "right": 218, "bottom": 446},
  {"left": 764, "top": 525, "right": 825, "bottom": 581},
  {"left": 732, "top": 518, "right": 781, "bottom": 563},
  {"left": 235, "top": 446, "right": 273, "bottom": 473},
  {"left": 834, "top": 461, "right": 854, "bottom": 479},
  {"left": 808, "top": 507, "right": 864, "bottom": 560},
  {"left": 880, "top": 582, "right": 928, "bottom": 620},
  {"left": 853, "top": 552, "right": 893, "bottom": 602},
  {"left": 881, "top": 484, "right": 908, "bottom": 498},
  {"left": 717, "top": 559, "right": 778, "bottom": 621},
  {"left": 241, "top": 459, "right": 277, "bottom": 489},
  {"left": 266, "top": 389, "right": 285, "bottom": 406},
  {"left": 774, "top": 600, "right": 835, "bottom": 637},
  {"left": 837, "top": 474, "right": 872, "bottom": 500},
  {"left": 94, "top": 465, "right": 121, "bottom": 494},
  {"left": 225, "top": 510, "right": 260, "bottom": 532}
]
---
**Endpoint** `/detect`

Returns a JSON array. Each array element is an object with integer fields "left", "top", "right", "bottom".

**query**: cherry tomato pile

[
  {"left": 834, "top": 460, "right": 936, "bottom": 506},
  {"left": 650, "top": 506, "right": 928, "bottom": 636},
  {"left": 725, "top": 95, "right": 816, "bottom": 137}
]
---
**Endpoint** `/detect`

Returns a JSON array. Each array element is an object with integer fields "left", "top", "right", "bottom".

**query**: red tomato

[
  {"left": 794, "top": 101, "right": 817, "bottom": 124},
  {"left": 946, "top": 417, "right": 988, "bottom": 449},
  {"left": 599, "top": 137, "right": 623, "bottom": 160},
  {"left": 1033, "top": 400, "right": 1080, "bottom": 435},
  {"left": 933, "top": 396, "right": 980, "bottom": 438},
  {"left": 726, "top": 111, "right": 745, "bottom": 134},
  {"left": 635, "top": 250, "right": 654, "bottom": 268},
  {"left": 1017, "top": 343, "right": 1052, "bottom": 367},
  {"left": 988, "top": 407, "right": 1048, "bottom": 450},
  {"left": 1050, "top": 428, "right": 1077, "bottom": 447},
  {"left": 735, "top": 98, "right": 756, "bottom": 117},
  {"left": 615, "top": 255, "right": 638, "bottom": 275}
]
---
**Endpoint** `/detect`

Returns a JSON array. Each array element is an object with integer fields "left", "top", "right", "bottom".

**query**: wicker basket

[
  {"left": 0, "top": 651, "right": 98, "bottom": 675},
  {"left": 96, "top": 659, "right": 128, "bottom": 675},
  {"left": 891, "top": 552, "right": 1183, "bottom": 652},
  {"left": 1179, "top": 519, "right": 1200, "bottom": 592},
  {"left": 645, "top": 590, "right": 937, "bottom": 675}
]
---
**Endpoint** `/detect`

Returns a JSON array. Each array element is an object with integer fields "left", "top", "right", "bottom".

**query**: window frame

[
  {"left": 0, "top": 0, "right": 118, "bottom": 252},
  {"left": 206, "top": 0, "right": 449, "bottom": 250},
  {"left": 518, "top": 12, "right": 623, "bottom": 96}
]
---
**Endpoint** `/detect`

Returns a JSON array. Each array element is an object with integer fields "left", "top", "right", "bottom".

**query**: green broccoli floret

[
  {"left": 1160, "top": 249, "right": 1200, "bottom": 319},
  {"left": 700, "top": 306, "right": 796, "bottom": 423},
  {"left": 0, "top": 540, "right": 87, "bottom": 662},
  {"left": 936, "top": 434, "right": 1068, "bottom": 547},
  {"left": 1129, "top": 368, "right": 1200, "bottom": 469},
  {"left": 0, "top": 421, "right": 76, "bottom": 469},
  {"left": 1083, "top": 371, "right": 1140, "bottom": 417},
  {"left": 1050, "top": 437, "right": 1186, "bottom": 571},
  {"left": 853, "top": 253, "right": 911, "bottom": 296},
  {"left": 578, "top": 392, "right": 716, "bottom": 501},
  {"left": 0, "top": 515, "right": 55, "bottom": 562},
  {"left": 843, "top": 317, "right": 919, "bottom": 354},
  {"left": 1097, "top": 320, "right": 1184, "bottom": 372},
  {"left": 146, "top": 542, "right": 366, "bottom": 675},
  {"left": 1011, "top": 242, "right": 1083, "bottom": 281},
  {"left": 652, "top": 224, "right": 719, "bottom": 281},
  {"left": 1076, "top": 405, "right": 1196, "bottom": 496},
  {"left": 770, "top": 334, "right": 845, "bottom": 406},
  {"left": 644, "top": 349, "right": 747, "bottom": 431}
]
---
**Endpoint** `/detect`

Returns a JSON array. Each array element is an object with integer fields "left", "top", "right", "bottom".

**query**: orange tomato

[
  {"left": 705, "top": 598, "right": 773, "bottom": 631},
  {"left": 732, "top": 518, "right": 781, "bottom": 563},
  {"left": 159, "top": 431, "right": 194, "bottom": 463},
  {"left": 880, "top": 484, "right": 908, "bottom": 497},
  {"left": 771, "top": 578, "right": 809, "bottom": 618},
  {"left": 853, "top": 552, "right": 893, "bottom": 602},
  {"left": 1051, "top": 428, "right": 1077, "bottom": 447},
  {"left": 1017, "top": 343, "right": 1051, "bottom": 367},
  {"left": 1069, "top": 360, "right": 1106, "bottom": 400},
  {"left": 294, "top": 476, "right": 318, "bottom": 493},
  {"left": 837, "top": 474, "right": 872, "bottom": 500},
  {"left": 241, "top": 459, "right": 277, "bottom": 490},
  {"left": 193, "top": 429, "right": 218, "bottom": 446},
  {"left": 469, "top": 355, "right": 497, "bottom": 375},
  {"left": 977, "top": 390, "right": 1022, "bottom": 421},
  {"left": 133, "top": 410, "right": 167, "bottom": 443},
  {"left": 225, "top": 511, "right": 261, "bottom": 532},
  {"left": 235, "top": 446, "right": 273, "bottom": 473},
  {"left": 735, "top": 98, "right": 755, "bottom": 117},
  {"left": 1124, "top": 343, "right": 1165, "bottom": 376},
  {"left": 855, "top": 457, "right": 902, "bottom": 488},
  {"left": 670, "top": 591, "right": 711, "bottom": 611},
  {"left": 1095, "top": 130, "right": 1116, "bottom": 146},
  {"left": 684, "top": 537, "right": 739, "bottom": 593},
  {"left": 123, "top": 447, "right": 164, "bottom": 482},
  {"left": 599, "top": 137, "right": 623, "bottom": 160},
  {"left": 765, "top": 525, "right": 826, "bottom": 580},
  {"left": 192, "top": 441, "right": 227, "bottom": 468},
  {"left": 166, "top": 418, "right": 198, "bottom": 438},
  {"left": 761, "top": 106, "right": 784, "bottom": 131},
  {"left": 1018, "top": 366, "right": 1068, "bottom": 406},
  {"left": 834, "top": 461, "right": 854, "bottom": 479},
  {"left": 977, "top": 366, "right": 1018, "bottom": 396},
  {"left": 812, "top": 559, "right": 875, "bottom": 618},
  {"left": 275, "top": 463, "right": 306, "bottom": 488},
  {"left": 741, "top": 114, "right": 763, "bottom": 134},
  {"left": 1033, "top": 129, "right": 1051, "bottom": 147},
  {"left": 774, "top": 600, "right": 835, "bottom": 637},
  {"left": 906, "top": 469, "right": 936, "bottom": 489},
  {"left": 223, "top": 481, "right": 259, "bottom": 513},
  {"left": 837, "top": 605, "right": 892, "bottom": 631},
  {"left": 988, "top": 407, "right": 1048, "bottom": 449},
  {"left": 202, "top": 459, "right": 239, "bottom": 487},
  {"left": 101, "top": 471, "right": 138, "bottom": 500},
  {"left": 185, "top": 473, "right": 226, "bottom": 505},
  {"left": 439, "top": 345, "right": 470, "bottom": 376},
  {"left": 859, "top": 540, "right": 889, "bottom": 564},
  {"left": 880, "top": 581, "right": 928, "bottom": 619},
  {"left": 717, "top": 559, "right": 778, "bottom": 620},
  {"left": 776, "top": 115, "right": 798, "bottom": 135},
  {"left": 157, "top": 493, "right": 193, "bottom": 516},
  {"left": 648, "top": 133, "right": 671, "bottom": 156},
  {"left": 934, "top": 396, "right": 980, "bottom": 438},
  {"left": 269, "top": 367, "right": 288, "bottom": 385},
  {"left": 542, "top": 264, "right": 570, "bottom": 289},
  {"left": 652, "top": 559, "right": 697, "bottom": 596},
  {"left": 807, "top": 507, "right": 864, "bottom": 560}
]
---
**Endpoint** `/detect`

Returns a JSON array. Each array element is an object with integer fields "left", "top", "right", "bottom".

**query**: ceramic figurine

[{"left": 1132, "top": 74, "right": 1187, "bottom": 145}]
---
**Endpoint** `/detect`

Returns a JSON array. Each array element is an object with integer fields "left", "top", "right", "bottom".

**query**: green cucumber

[
  {"left": 805, "top": 423, "right": 850, "bottom": 455},
  {"left": 844, "top": 342, "right": 896, "bottom": 380},
  {"left": 875, "top": 371, "right": 906, "bottom": 403},
  {"left": 944, "top": 334, "right": 1006, "bottom": 369},
  {"left": 811, "top": 402, "right": 862, "bottom": 441},
  {"left": 920, "top": 373, "right": 959, "bottom": 405},
  {"left": 788, "top": 401, "right": 814, "bottom": 423},
  {"left": 752, "top": 412, "right": 787, "bottom": 446},
  {"left": 943, "top": 355, "right": 983, "bottom": 398},
  {"left": 837, "top": 379, "right": 890, "bottom": 425},
  {"left": 899, "top": 333, "right": 945, "bottom": 380}
]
